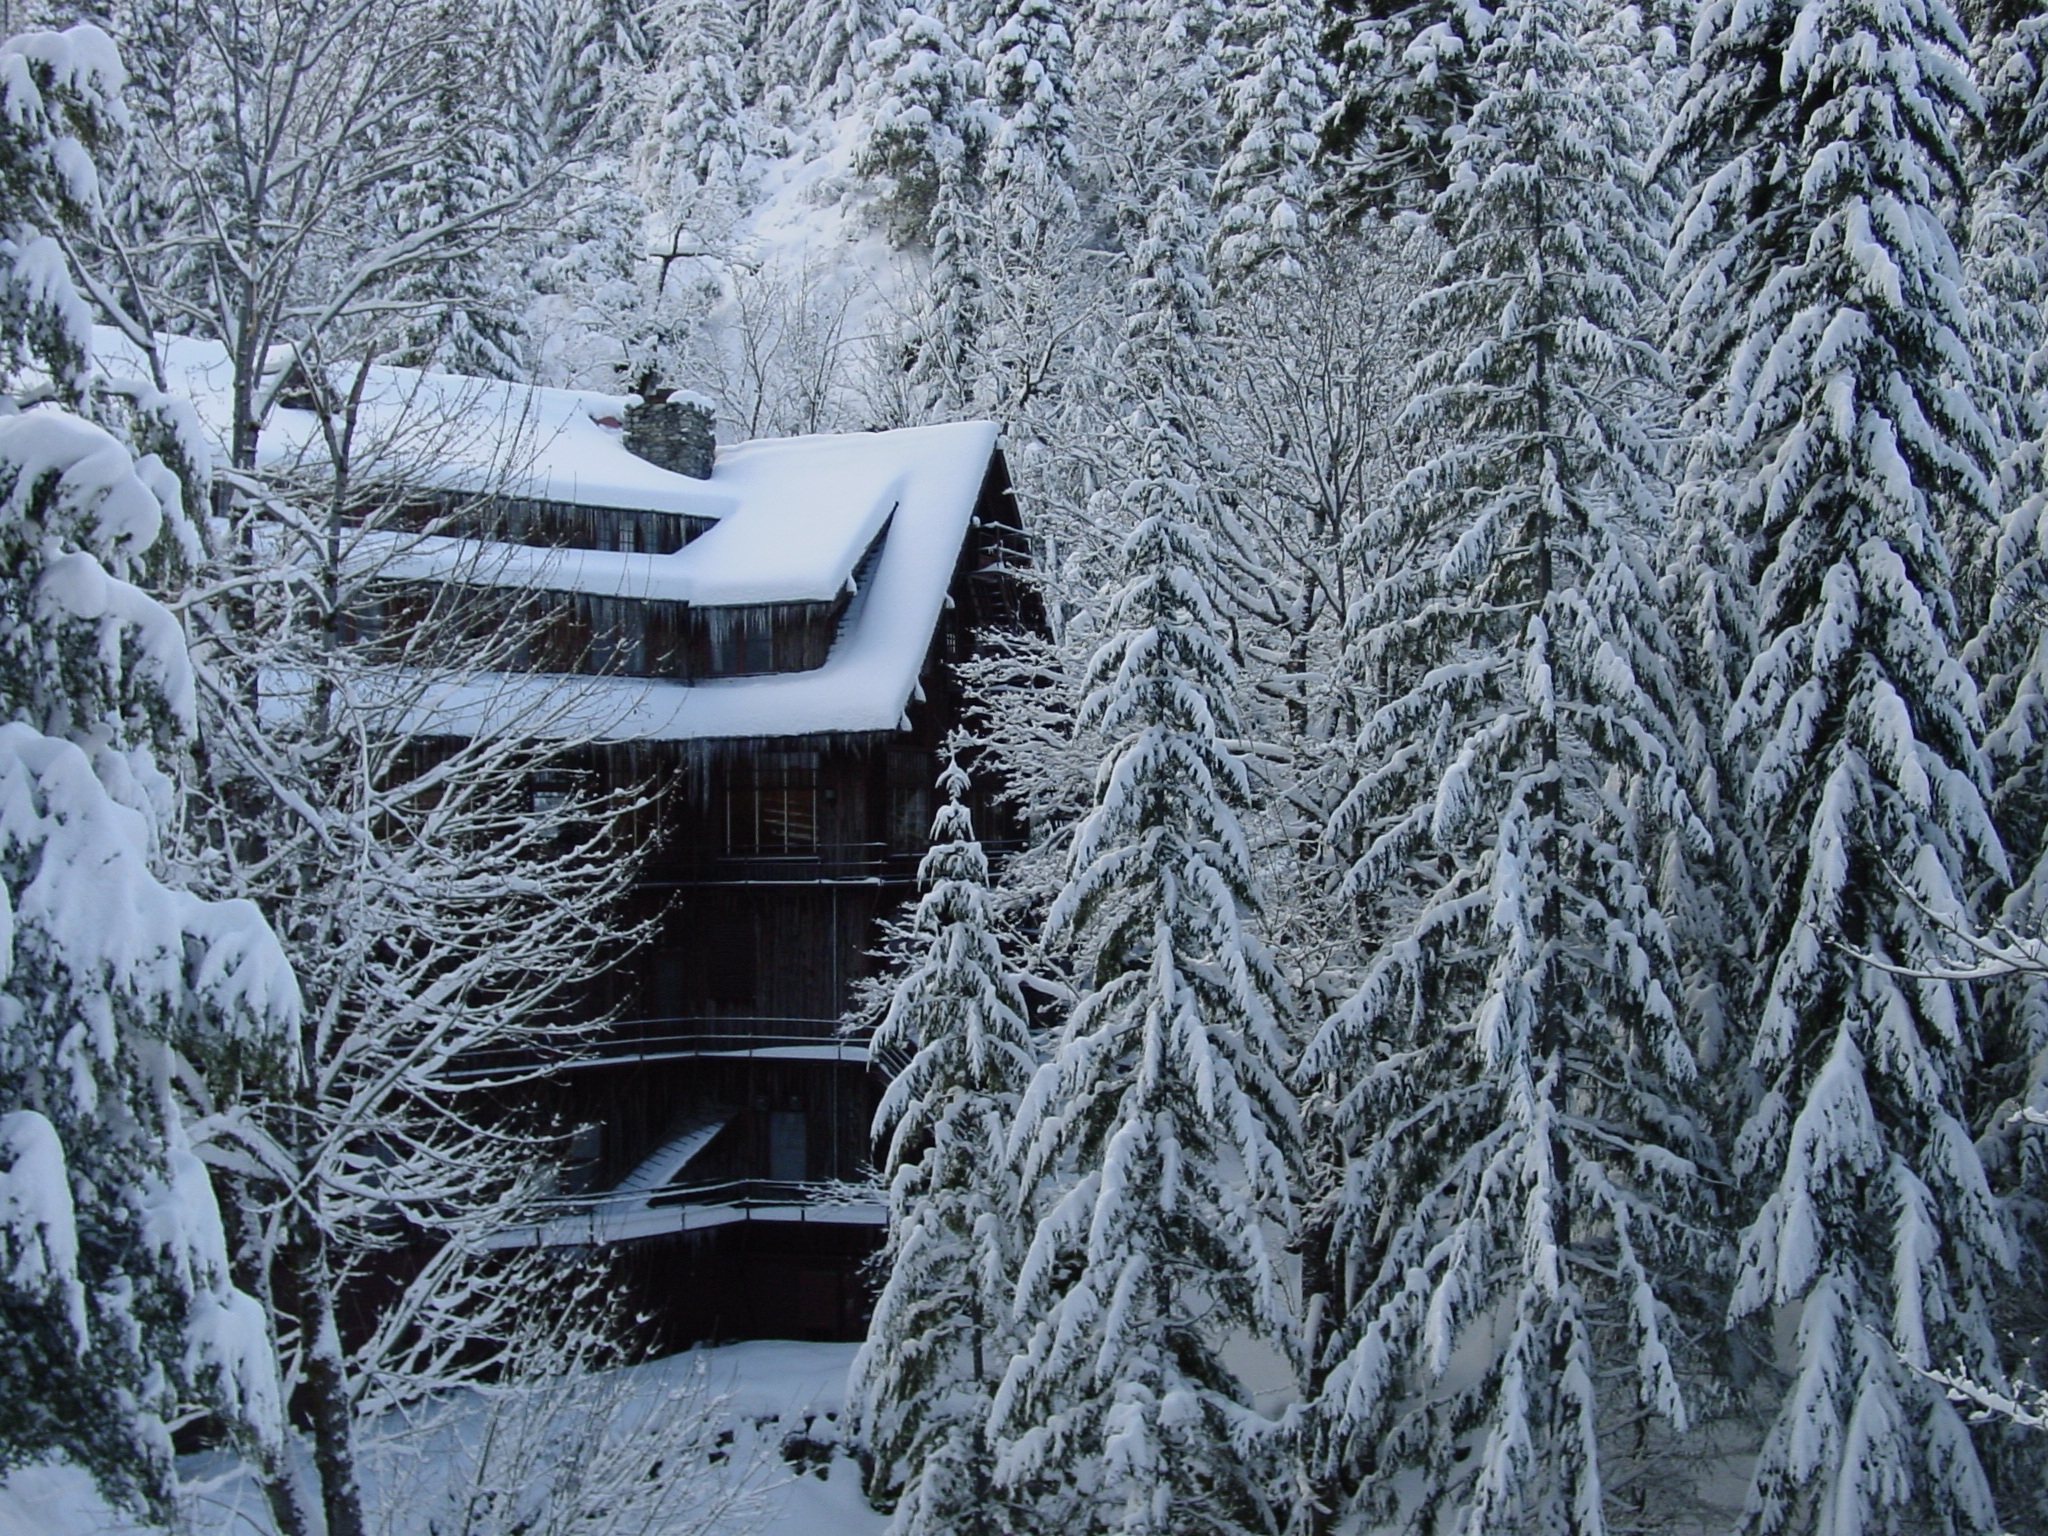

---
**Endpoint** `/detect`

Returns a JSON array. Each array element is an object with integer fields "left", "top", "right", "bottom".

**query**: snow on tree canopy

[
  {"left": 3, "top": 20, "right": 297, "bottom": 1517},
  {"left": 850, "top": 759, "right": 1037, "bottom": 1536},
  {"left": 1303, "top": 0, "right": 1713, "bottom": 1525},
  {"left": 1663, "top": 0, "right": 2018, "bottom": 1525}
]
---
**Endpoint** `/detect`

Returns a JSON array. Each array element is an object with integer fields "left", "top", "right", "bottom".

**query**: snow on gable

[
  {"left": 91, "top": 327, "right": 975, "bottom": 612},
  {"left": 357, "top": 425, "right": 918, "bottom": 608},
  {"left": 678, "top": 430, "right": 908, "bottom": 605}
]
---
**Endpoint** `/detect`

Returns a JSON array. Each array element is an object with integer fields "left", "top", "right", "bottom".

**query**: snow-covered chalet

[{"left": 114, "top": 331, "right": 1035, "bottom": 1345}]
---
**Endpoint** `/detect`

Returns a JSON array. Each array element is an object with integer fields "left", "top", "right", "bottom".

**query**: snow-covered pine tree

[
  {"left": 972, "top": 0, "right": 1091, "bottom": 429},
  {"left": 643, "top": 0, "right": 750, "bottom": 209},
  {"left": 1959, "top": 160, "right": 2047, "bottom": 1069},
  {"left": 382, "top": 0, "right": 530, "bottom": 379},
  {"left": 1300, "top": 0, "right": 1711, "bottom": 1527},
  {"left": 1664, "top": 0, "right": 2018, "bottom": 1526},
  {"left": 478, "top": 0, "right": 556, "bottom": 179},
  {"left": 1317, "top": 0, "right": 1493, "bottom": 220},
  {"left": 902, "top": 192, "right": 985, "bottom": 419},
  {"left": 1971, "top": 0, "right": 2047, "bottom": 190},
  {"left": 758, "top": 0, "right": 890, "bottom": 108},
  {"left": 1958, "top": 5, "right": 2048, "bottom": 1507},
  {"left": 1958, "top": 0, "right": 2048, "bottom": 925},
  {"left": 989, "top": 172, "right": 1302, "bottom": 1536},
  {"left": 534, "top": 180, "right": 656, "bottom": 388},
  {"left": 981, "top": 0, "right": 1076, "bottom": 205},
  {"left": 16, "top": 0, "right": 201, "bottom": 305},
  {"left": 1647, "top": 0, "right": 1771, "bottom": 1092},
  {"left": 1954, "top": 0, "right": 2046, "bottom": 651},
  {"left": 0, "top": 22, "right": 296, "bottom": 1516},
  {"left": 540, "top": 0, "right": 653, "bottom": 159},
  {"left": 857, "top": 2, "right": 987, "bottom": 413},
  {"left": 526, "top": 0, "right": 661, "bottom": 385},
  {"left": 850, "top": 758, "right": 1038, "bottom": 1536},
  {"left": 1084, "top": 0, "right": 1227, "bottom": 182},
  {"left": 858, "top": 4, "right": 984, "bottom": 241},
  {"left": 1210, "top": 0, "right": 1328, "bottom": 285}
]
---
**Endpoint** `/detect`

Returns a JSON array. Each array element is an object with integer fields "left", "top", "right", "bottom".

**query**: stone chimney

[{"left": 623, "top": 388, "right": 716, "bottom": 479}]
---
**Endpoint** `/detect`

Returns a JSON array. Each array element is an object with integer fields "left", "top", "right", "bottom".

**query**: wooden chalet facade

[
  {"left": 375, "top": 390, "right": 1036, "bottom": 1345},
  {"left": 107, "top": 327, "right": 1035, "bottom": 1345}
]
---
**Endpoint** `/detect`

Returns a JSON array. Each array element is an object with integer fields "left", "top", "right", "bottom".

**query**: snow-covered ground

[{"left": 1, "top": 1341, "right": 883, "bottom": 1536}]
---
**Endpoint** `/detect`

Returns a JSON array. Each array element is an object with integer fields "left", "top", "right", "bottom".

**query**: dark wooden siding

[
  {"left": 685, "top": 601, "right": 842, "bottom": 677},
  {"left": 375, "top": 492, "right": 716, "bottom": 555},
  {"left": 437, "top": 446, "right": 1039, "bottom": 1345},
  {"left": 356, "top": 584, "right": 843, "bottom": 682}
]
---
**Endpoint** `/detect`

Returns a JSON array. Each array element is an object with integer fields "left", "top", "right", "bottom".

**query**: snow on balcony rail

[
  {"left": 483, "top": 1179, "right": 885, "bottom": 1250},
  {"left": 446, "top": 1016, "right": 872, "bottom": 1079}
]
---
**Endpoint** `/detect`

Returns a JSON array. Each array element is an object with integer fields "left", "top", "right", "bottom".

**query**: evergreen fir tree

[
  {"left": 990, "top": 174, "right": 1301, "bottom": 1536},
  {"left": 38, "top": 0, "right": 201, "bottom": 306},
  {"left": 644, "top": 0, "right": 750, "bottom": 204},
  {"left": 1958, "top": 0, "right": 2048, "bottom": 922},
  {"left": 528, "top": 79, "right": 656, "bottom": 390},
  {"left": 1317, "top": 0, "right": 1493, "bottom": 220},
  {"left": 981, "top": 0, "right": 1076, "bottom": 205},
  {"left": 1665, "top": 0, "right": 2018, "bottom": 1526},
  {"left": 1970, "top": 0, "right": 2047, "bottom": 190},
  {"left": 1, "top": 23, "right": 296, "bottom": 1515},
  {"left": 541, "top": 0, "right": 652, "bottom": 157},
  {"left": 497, "top": 0, "right": 559, "bottom": 174},
  {"left": 1303, "top": 0, "right": 1711, "bottom": 1526},
  {"left": 850, "top": 759, "right": 1038, "bottom": 1536},
  {"left": 858, "top": 3, "right": 987, "bottom": 410},
  {"left": 973, "top": 0, "right": 1084, "bottom": 424},
  {"left": 1958, "top": 11, "right": 2048, "bottom": 1504},
  {"left": 1961, "top": 173, "right": 2047, "bottom": 906},
  {"left": 384, "top": 0, "right": 530, "bottom": 378},
  {"left": 857, "top": 3, "right": 985, "bottom": 239},
  {"left": 759, "top": 0, "right": 891, "bottom": 108},
  {"left": 1210, "top": 0, "right": 1328, "bottom": 284}
]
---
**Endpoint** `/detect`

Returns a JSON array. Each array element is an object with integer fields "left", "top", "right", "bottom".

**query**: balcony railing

[
  {"left": 448, "top": 1014, "right": 881, "bottom": 1078},
  {"left": 639, "top": 835, "right": 1028, "bottom": 887},
  {"left": 484, "top": 1177, "right": 885, "bottom": 1250}
]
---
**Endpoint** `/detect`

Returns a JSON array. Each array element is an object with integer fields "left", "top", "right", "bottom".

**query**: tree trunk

[{"left": 299, "top": 1224, "right": 367, "bottom": 1536}]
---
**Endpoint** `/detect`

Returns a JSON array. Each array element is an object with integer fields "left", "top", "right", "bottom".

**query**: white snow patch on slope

[{"left": 1, "top": 1342, "right": 882, "bottom": 1536}]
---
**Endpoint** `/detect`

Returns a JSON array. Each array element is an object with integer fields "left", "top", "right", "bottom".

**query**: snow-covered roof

[
  {"left": 484, "top": 1191, "right": 885, "bottom": 1249},
  {"left": 355, "top": 429, "right": 915, "bottom": 607},
  {"left": 391, "top": 414, "right": 990, "bottom": 741},
  {"left": 90, "top": 328, "right": 1002, "bottom": 743},
  {"left": 93, "top": 328, "right": 729, "bottom": 517}
]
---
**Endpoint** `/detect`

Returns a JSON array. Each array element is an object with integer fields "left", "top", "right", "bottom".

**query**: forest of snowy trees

[{"left": 3, "top": 0, "right": 2047, "bottom": 1533}]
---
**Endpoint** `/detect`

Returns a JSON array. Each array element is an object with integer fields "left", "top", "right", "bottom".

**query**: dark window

[
  {"left": 767, "top": 1103, "right": 808, "bottom": 1181},
  {"left": 886, "top": 748, "right": 933, "bottom": 852},
  {"left": 529, "top": 770, "right": 576, "bottom": 817},
  {"left": 729, "top": 751, "right": 819, "bottom": 854},
  {"left": 706, "top": 610, "right": 774, "bottom": 676}
]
